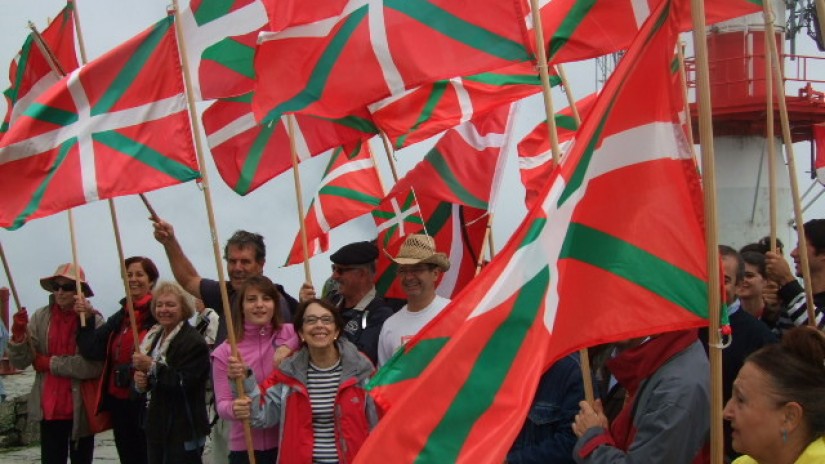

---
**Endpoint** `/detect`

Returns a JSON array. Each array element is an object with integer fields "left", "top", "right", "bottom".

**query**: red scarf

[
  {"left": 605, "top": 329, "right": 698, "bottom": 451},
  {"left": 108, "top": 294, "right": 153, "bottom": 399},
  {"left": 42, "top": 304, "right": 80, "bottom": 420}
]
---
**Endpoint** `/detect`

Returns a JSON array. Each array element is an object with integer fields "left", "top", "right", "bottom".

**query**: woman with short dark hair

[{"left": 724, "top": 326, "right": 825, "bottom": 463}]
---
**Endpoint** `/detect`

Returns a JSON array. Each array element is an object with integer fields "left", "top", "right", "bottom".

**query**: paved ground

[{"left": 0, "top": 368, "right": 217, "bottom": 463}]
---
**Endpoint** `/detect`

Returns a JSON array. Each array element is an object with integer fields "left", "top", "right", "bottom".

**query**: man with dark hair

[
  {"left": 764, "top": 219, "right": 825, "bottom": 332},
  {"left": 152, "top": 218, "right": 296, "bottom": 346},
  {"left": 299, "top": 241, "right": 394, "bottom": 364}
]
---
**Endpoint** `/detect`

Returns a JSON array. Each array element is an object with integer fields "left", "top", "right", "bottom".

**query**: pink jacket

[{"left": 211, "top": 322, "right": 300, "bottom": 452}]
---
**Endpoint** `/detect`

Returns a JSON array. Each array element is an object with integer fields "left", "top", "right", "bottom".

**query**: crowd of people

[{"left": 1, "top": 217, "right": 823, "bottom": 464}]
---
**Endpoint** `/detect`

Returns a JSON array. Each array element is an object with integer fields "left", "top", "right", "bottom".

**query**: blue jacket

[{"left": 508, "top": 353, "right": 583, "bottom": 464}]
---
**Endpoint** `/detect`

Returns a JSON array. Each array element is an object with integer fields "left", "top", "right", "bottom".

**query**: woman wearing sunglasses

[
  {"left": 8, "top": 263, "right": 104, "bottom": 464},
  {"left": 228, "top": 298, "right": 377, "bottom": 464}
]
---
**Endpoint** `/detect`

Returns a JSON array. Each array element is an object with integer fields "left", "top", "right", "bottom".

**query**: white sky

[{"left": 0, "top": 0, "right": 823, "bottom": 317}]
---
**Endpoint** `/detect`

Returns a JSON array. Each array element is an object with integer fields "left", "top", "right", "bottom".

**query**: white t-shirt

[{"left": 377, "top": 295, "right": 450, "bottom": 366}]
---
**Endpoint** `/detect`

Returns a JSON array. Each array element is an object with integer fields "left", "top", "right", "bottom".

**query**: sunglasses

[{"left": 52, "top": 282, "right": 76, "bottom": 292}]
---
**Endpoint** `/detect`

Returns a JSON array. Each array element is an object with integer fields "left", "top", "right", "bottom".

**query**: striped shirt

[{"left": 308, "top": 359, "right": 342, "bottom": 463}]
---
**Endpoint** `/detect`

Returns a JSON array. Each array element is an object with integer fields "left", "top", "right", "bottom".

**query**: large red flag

[
  {"left": 252, "top": 0, "right": 533, "bottom": 122},
  {"left": 0, "top": 16, "right": 199, "bottom": 230},
  {"left": 361, "top": 0, "right": 708, "bottom": 461}
]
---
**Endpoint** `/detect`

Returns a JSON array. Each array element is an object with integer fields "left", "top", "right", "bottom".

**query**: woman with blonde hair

[
  {"left": 133, "top": 282, "right": 210, "bottom": 464},
  {"left": 724, "top": 326, "right": 825, "bottom": 463}
]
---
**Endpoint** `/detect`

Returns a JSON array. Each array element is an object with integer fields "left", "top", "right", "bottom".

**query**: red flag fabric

[
  {"left": 814, "top": 124, "right": 825, "bottom": 185},
  {"left": 369, "top": 61, "right": 548, "bottom": 149},
  {"left": 361, "top": 0, "right": 708, "bottom": 461},
  {"left": 0, "top": 16, "right": 199, "bottom": 230},
  {"left": 517, "top": 93, "right": 596, "bottom": 208},
  {"left": 253, "top": 0, "right": 533, "bottom": 122},
  {"left": 2, "top": 2, "right": 79, "bottom": 138},
  {"left": 202, "top": 93, "right": 377, "bottom": 195},
  {"left": 284, "top": 141, "right": 385, "bottom": 265}
]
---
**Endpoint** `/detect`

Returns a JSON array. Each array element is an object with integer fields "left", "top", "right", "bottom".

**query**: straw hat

[
  {"left": 389, "top": 234, "right": 450, "bottom": 271},
  {"left": 39, "top": 263, "right": 94, "bottom": 296}
]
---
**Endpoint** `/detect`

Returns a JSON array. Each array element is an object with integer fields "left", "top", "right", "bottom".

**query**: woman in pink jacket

[{"left": 211, "top": 276, "right": 300, "bottom": 464}]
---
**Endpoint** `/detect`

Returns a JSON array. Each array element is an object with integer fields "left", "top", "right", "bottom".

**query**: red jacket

[{"left": 249, "top": 339, "right": 377, "bottom": 464}]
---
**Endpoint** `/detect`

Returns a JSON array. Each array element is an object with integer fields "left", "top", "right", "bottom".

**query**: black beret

[{"left": 330, "top": 241, "right": 378, "bottom": 265}]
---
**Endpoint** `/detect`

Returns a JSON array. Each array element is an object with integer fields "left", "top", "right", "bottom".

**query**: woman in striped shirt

[{"left": 229, "top": 298, "right": 377, "bottom": 463}]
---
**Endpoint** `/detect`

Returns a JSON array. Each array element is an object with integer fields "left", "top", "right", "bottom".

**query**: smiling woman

[{"left": 228, "top": 298, "right": 377, "bottom": 464}]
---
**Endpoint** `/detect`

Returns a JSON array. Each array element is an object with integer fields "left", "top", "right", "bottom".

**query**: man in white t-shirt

[{"left": 377, "top": 234, "right": 451, "bottom": 366}]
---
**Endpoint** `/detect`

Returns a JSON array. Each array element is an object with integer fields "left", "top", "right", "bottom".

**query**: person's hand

[
  {"left": 134, "top": 370, "right": 148, "bottom": 391},
  {"left": 232, "top": 397, "right": 252, "bottom": 420},
  {"left": 298, "top": 283, "right": 316, "bottom": 303},
  {"left": 11, "top": 309, "right": 28, "bottom": 343},
  {"left": 765, "top": 251, "right": 796, "bottom": 286},
  {"left": 227, "top": 355, "right": 248, "bottom": 380},
  {"left": 573, "top": 400, "right": 609, "bottom": 438},
  {"left": 132, "top": 352, "right": 154, "bottom": 372},
  {"left": 73, "top": 295, "right": 92, "bottom": 316},
  {"left": 33, "top": 353, "right": 52, "bottom": 373},
  {"left": 273, "top": 345, "right": 292, "bottom": 368},
  {"left": 762, "top": 280, "right": 781, "bottom": 308},
  {"left": 152, "top": 218, "right": 175, "bottom": 245}
]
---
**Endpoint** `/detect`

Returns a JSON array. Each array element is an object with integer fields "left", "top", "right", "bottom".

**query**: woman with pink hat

[{"left": 7, "top": 263, "right": 105, "bottom": 464}]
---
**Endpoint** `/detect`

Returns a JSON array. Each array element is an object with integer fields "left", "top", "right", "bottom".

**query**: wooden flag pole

[
  {"left": 68, "top": 0, "right": 141, "bottom": 349},
  {"left": 286, "top": 115, "right": 313, "bottom": 286},
  {"left": 762, "top": 1, "right": 817, "bottom": 324},
  {"left": 66, "top": 210, "right": 86, "bottom": 326},
  {"left": 0, "top": 241, "right": 22, "bottom": 312},
  {"left": 528, "top": 0, "right": 562, "bottom": 164},
  {"left": 764, "top": 15, "right": 778, "bottom": 251},
  {"left": 169, "top": 3, "right": 256, "bottom": 462},
  {"left": 139, "top": 193, "right": 161, "bottom": 222},
  {"left": 380, "top": 132, "right": 401, "bottom": 182},
  {"left": 690, "top": 0, "right": 724, "bottom": 462},
  {"left": 553, "top": 61, "right": 597, "bottom": 403},
  {"left": 365, "top": 140, "right": 389, "bottom": 196}
]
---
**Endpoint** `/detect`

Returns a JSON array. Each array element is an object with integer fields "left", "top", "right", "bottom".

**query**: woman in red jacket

[{"left": 229, "top": 298, "right": 377, "bottom": 464}]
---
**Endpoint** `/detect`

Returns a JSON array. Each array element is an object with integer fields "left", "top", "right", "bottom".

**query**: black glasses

[
  {"left": 331, "top": 265, "right": 358, "bottom": 274},
  {"left": 303, "top": 315, "right": 335, "bottom": 326},
  {"left": 52, "top": 282, "right": 76, "bottom": 292}
]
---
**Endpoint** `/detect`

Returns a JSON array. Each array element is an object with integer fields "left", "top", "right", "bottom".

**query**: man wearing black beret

[{"left": 299, "top": 241, "right": 395, "bottom": 364}]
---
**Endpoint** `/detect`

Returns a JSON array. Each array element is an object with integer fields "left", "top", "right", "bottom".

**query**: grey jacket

[{"left": 8, "top": 303, "right": 104, "bottom": 440}]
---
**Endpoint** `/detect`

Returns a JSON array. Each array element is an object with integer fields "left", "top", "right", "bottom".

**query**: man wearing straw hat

[{"left": 377, "top": 234, "right": 450, "bottom": 366}]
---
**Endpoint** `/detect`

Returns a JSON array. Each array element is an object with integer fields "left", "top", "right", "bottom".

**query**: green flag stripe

[
  {"left": 23, "top": 102, "right": 78, "bottom": 126},
  {"left": 235, "top": 120, "right": 278, "bottom": 195},
  {"left": 202, "top": 37, "right": 255, "bottom": 78},
  {"left": 556, "top": 113, "right": 578, "bottom": 132},
  {"left": 519, "top": 216, "right": 547, "bottom": 250},
  {"left": 321, "top": 114, "right": 378, "bottom": 133},
  {"left": 418, "top": 267, "right": 549, "bottom": 462},
  {"left": 559, "top": 222, "right": 707, "bottom": 317},
  {"left": 93, "top": 131, "right": 201, "bottom": 182},
  {"left": 463, "top": 71, "right": 552, "bottom": 87},
  {"left": 92, "top": 17, "right": 173, "bottom": 116},
  {"left": 6, "top": 36, "right": 35, "bottom": 105},
  {"left": 395, "top": 81, "right": 448, "bottom": 149},
  {"left": 426, "top": 148, "right": 488, "bottom": 209},
  {"left": 548, "top": 0, "right": 597, "bottom": 61},
  {"left": 192, "top": 0, "right": 235, "bottom": 26},
  {"left": 221, "top": 92, "right": 253, "bottom": 104},
  {"left": 386, "top": 0, "right": 531, "bottom": 62},
  {"left": 7, "top": 138, "right": 76, "bottom": 231},
  {"left": 262, "top": 7, "right": 367, "bottom": 122},
  {"left": 368, "top": 336, "right": 449, "bottom": 387},
  {"left": 318, "top": 185, "right": 382, "bottom": 205},
  {"left": 323, "top": 147, "right": 345, "bottom": 177}
]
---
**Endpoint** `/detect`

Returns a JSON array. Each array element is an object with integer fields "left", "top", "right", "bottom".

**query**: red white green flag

[
  {"left": 390, "top": 102, "right": 515, "bottom": 210},
  {"left": 373, "top": 192, "right": 487, "bottom": 299},
  {"left": 284, "top": 140, "right": 385, "bottom": 265},
  {"left": 534, "top": 0, "right": 762, "bottom": 64},
  {"left": 370, "top": 61, "right": 551, "bottom": 150},
  {"left": 180, "top": 0, "right": 267, "bottom": 100},
  {"left": 360, "top": 1, "right": 709, "bottom": 461},
  {"left": 2, "top": 2, "right": 79, "bottom": 138},
  {"left": 253, "top": 0, "right": 533, "bottom": 122},
  {"left": 0, "top": 16, "right": 199, "bottom": 230},
  {"left": 203, "top": 93, "right": 377, "bottom": 195},
  {"left": 517, "top": 93, "right": 596, "bottom": 209}
]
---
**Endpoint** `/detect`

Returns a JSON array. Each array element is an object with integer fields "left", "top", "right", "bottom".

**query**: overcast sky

[{"left": 0, "top": 0, "right": 823, "bottom": 318}]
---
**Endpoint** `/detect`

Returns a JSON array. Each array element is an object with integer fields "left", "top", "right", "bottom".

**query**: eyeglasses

[
  {"left": 52, "top": 282, "right": 76, "bottom": 292},
  {"left": 397, "top": 265, "right": 432, "bottom": 275},
  {"left": 331, "top": 265, "right": 358, "bottom": 274},
  {"left": 303, "top": 315, "right": 335, "bottom": 326}
]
